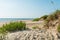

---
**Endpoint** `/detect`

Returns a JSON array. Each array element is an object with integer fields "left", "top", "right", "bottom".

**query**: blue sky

[{"left": 0, "top": 0, "right": 60, "bottom": 18}]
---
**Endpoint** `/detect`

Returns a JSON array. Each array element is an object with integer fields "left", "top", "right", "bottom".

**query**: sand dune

[{"left": 3, "top": 30, "right": 57, "bottom": 40}]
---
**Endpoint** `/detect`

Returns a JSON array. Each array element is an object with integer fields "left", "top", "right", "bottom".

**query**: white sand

[{"left": 0, "top": 20, "right": 44, "bottom": 29}]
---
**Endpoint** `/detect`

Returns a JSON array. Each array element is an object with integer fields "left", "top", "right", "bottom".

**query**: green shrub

[
  {"left": 33, "top": 18, "right": 40, "bottom": 21},
  {"left": 0, "top": 21, "right": 26, "bottom": 32},
  {"left": 32, "top": 26, "right": 37, "bottom": 29},
  {"left": 0, "top": 27, "right": 6, "bottom": 34},
  {"left": 33, "top": 15, "right": 48, "bottom": 21},
  {"left": 40, "top": 15, "right": 48, "bottom": 20},
  {"left": 57, "top": 24, "right": 60, "bottom": 32}
]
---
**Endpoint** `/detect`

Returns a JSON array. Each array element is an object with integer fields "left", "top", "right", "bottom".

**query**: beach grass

[
  {"left": 0, "top": 21, "right": 26, "bottom": 33},
  {"left": 57, "top": 24, "right": 60, "bottom": 32},
  {"left": 33, "top": 18, "right": 40, "bottom": 21}
]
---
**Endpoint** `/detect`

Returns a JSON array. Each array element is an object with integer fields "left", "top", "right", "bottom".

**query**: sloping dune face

[{"left": 4, "top": 30, "right": 57, "bottom": 40}]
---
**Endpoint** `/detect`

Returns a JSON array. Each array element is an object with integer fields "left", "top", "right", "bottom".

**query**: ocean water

[{"left": 0, "top": 18, "right": 33, "bottom": 22}]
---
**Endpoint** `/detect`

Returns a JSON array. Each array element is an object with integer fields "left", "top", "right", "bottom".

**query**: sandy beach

[
  {"left": 0, "top": 20, "right": 58, "bottom": 40},
  {"left": 0, "top": 20, "right": 44, "bottom": 29}
]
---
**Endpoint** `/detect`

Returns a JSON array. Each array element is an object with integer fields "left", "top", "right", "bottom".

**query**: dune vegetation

[
  {"left": 57, "top": 24, "right": 60, "bottom": 32},
  {"left": 33, "top": 18, "right": 40, "bottom": 21},
  {"left": 33, "top": 10, "right": 60, "bottom": 32},
  {"left": 33, "top": 15, "right": 48, "bottom": 21},
  {"left": 33, "top": 10, "right": 60, "bottom": 21},
  {"left": 0, "top": 21, "right": 26, "bottom": 34}
]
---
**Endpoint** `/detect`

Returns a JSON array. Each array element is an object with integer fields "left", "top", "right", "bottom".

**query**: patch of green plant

[
  {"left": 0, "top": 27, "right": 7, "bottom": 40},
  {"left": 40, "top": 15, "right": 48, "bottom": 20},
  {"left": 0, "top": 27, "right": 6, "bottom": 34},
  {"left": 57, "top": 24, "right": 60, "bottom": 32},
  {"left": 32, "top": 26, "right": 37, "bottom": 29},
  {"left": 33, "top": 15, "right": 48, "bottom": 21},
  {"left": 0, "top": 21, "right": 26, "bottom": 32},
  {"left": 32, "top": 27, "right": 36, "bottom": 29},
  {"left": 33, "top": 18, "right": 40, "bottom": 21},
  {"left": 32, "top": 26, "right": 41, "bottom": 30}
]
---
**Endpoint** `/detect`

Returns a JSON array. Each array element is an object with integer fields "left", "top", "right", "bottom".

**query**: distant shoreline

[
  {"left": 0, "top": 18, "right": 43, "bottom": 29},
  {"left": 0, "top": 18, "right": 33, "bottom": 27},
  {"left": 0, "top": 18, "right": 34, "bottom": 22}
]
